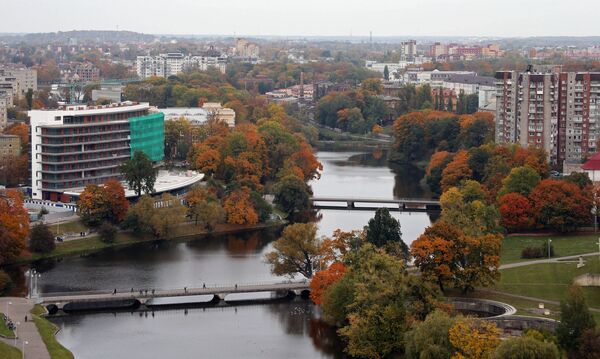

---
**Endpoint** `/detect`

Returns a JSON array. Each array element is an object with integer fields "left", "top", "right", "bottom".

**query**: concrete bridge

[
  {"left": 310, "top": 197, "right": 441, "bottom": 212},
  {"left": 38, "top": 282, "right": 311, "bottom": 312}
]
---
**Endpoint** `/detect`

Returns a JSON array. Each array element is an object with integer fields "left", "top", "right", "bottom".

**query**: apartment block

[
  {"left": 136, "top": 53, "right": 227, "bottom": 78},
  {"left": 0, "top": 135, "right": 20, "bottom": 157},
  {"left": 495, "top": 68, "right": 600, "bottom": 166},
  {"left": 0, "top": 95, "right": 8, "bottom": 129},
  {"left": 0, "top": 67, "right": 37, "bottom": 100},
  {"left": 400, "top": 40, "right": 417, "bottom": 63},
  {"left": 28, "top": 102, "right": 164, "bottom": 201}
]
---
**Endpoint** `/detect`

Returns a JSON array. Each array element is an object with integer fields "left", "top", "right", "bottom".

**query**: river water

[{"left": 32, "top": 151, "right": 433, "bottom": 359}]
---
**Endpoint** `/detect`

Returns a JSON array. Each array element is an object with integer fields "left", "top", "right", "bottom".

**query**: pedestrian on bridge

[
  {"left": 113, "top": 289, "right": 117, "bottom": 295},
  {"left": 203, "top": 283, "right": 206, "bottom": 289},
  {"left": 184, "top": 287, "right": 187, "bottom": 293}
]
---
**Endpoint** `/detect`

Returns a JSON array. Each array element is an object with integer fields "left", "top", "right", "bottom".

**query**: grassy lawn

[
  {"left": 0, "top": 341, "right": 21, "bottom": 359},
  {"left": 31, "top": 305, "right": 73, "bottom": 359},
  {"left": 497, "top": 256, "right": 600, "bottom": 309},
  {"left": 49, "top": 220, "right": 88, "bottom": 236},
  {"left": 501, "top": 234, "right": 600, "bottom": 264},
  {"left": 0, "top": 313, "right": 15, "bottom": 338}
]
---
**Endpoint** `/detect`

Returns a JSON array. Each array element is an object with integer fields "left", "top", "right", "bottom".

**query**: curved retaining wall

[
  {"left": 450, "top": 298, "right": 517, "bottom": 318},
  {"left": 487, "top": 315, "right": 558, "bottom": 332}
]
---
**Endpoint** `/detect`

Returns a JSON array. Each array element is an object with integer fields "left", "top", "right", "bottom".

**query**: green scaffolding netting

[{"left": 128, "top": 112, "right": 165, "bottom": 161}]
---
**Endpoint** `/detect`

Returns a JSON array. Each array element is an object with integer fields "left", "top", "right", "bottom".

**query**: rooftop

[{"left": 581, "top": 152, "right": 600, "bottom": 171}]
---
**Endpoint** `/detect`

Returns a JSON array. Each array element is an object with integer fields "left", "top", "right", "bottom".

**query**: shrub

[
  {"left": 521, "top": 243, "right": 554, "bottom": 259},
  {"left": 98, "top": 222, "right": 117, "bottom": 243},
  {"left": 0, "top": 270, "right": 13, "bottom": 296}
]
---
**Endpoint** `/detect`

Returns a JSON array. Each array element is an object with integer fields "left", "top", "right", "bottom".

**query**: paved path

[
  {"left": 0, "top": 297, "right": 50, "bottom": 359},
  {"left": 479, "top": 289, "right": 600, "bottom": 314},
  {"left": 500, "top": 252, "right": 600, "bottom": 269}
]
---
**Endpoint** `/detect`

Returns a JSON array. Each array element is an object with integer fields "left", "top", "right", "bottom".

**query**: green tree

[
  {"left": 265, "top": 223, "right": 320, "bottom": 278},
  {"left": 383, "top": 65, "right": 390, "bottom": 81},
  {"left": 120, "top": 151, "right": 158, "bottom": 196},
  {"left": 273, "top": 175, "right": 311, "bottom": 216},
  {"left": 151, "top": 193, "right": 187, "bottom": 239},
  {"left": 556, "top": 286, "right": 596, "bottom": 352},
  {"left": 499, "top": 166, "right": 541, "bottom": 197},
  {"left": 0, "top": 270, "right": 12, "bottom": 296},
  {"left": 492, "top": 336, "right": 561, "bottom": 359},
  {"left": 564, "top": 171, "right": 592, "bottom": 190},
  {"left": 25, "top": 89, "right": 33, "bottom": 110},
  {"left": 98, "top": 222, "right": 117, "bottom": 243},
  {"left": 191, "top": 200, "right": 225, "bottom": 231},
  {"left": 29, "top": 223, "right": 55, "bottom": 253},
  {"left": 249, "top": 191, "right": 272, "bottom": 222},
  {"left": 364, "top": 208, "right": 408, "bottom": 258},
  {"left": 404, "top": 310, "right": 458, "bottom": 359},
  {"left": 122, "top": 195, "right": 156, "bottom": 235}
]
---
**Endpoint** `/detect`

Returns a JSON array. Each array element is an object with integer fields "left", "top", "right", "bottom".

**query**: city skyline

[{"left": 2, "top": 0, "right": 600, "bottom": 37}]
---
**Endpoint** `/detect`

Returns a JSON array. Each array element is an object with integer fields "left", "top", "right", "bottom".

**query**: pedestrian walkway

[
  {"left": 499, "top": 252, "right": 600, "bottom": 269},
  {"left": 0, "top": 298, "right": 50, "bottom": 359},
  {"left": 479, "top": 289, "right": 600, "bottom": 314}
]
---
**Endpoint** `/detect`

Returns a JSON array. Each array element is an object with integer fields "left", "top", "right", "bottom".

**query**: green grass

[
  {"left": 0, "top": 313, "right": 15, "bottom": 338},
  {"left": 31, "top": 305, "right": 73, "bottom": 359},
  {"left": 49, "top": 220, "right": 88, "bottom": 236},
  {"left": 501, "top": 234, "right": 600, "bottom": 264},
  {"left": 497, "top": 256, "right": 600, "bottom": 309},
  {"left": 0, "top": 341, "right": 21, "bottom": 359}
]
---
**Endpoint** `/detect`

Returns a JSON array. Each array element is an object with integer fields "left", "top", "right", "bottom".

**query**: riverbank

[{"left": 9, "top": 219, "right": 287, "bottom": 266}]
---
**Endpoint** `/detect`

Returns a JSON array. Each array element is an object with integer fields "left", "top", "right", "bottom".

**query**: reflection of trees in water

[
  {"left": 267, "top": 301, "right": 346, "bottom": 358},
  {"left": 186, "top": 229, "right": 280, "bottom": 256},
  {"left": 344, "top": 150, "right": 389, "bottom": 167},
  {"left": 391, "top": 162, "right": 432, "bottom": 199},
  {"left": 289, "top": 209, "right": 323, "bottom": 224},
  {"left": 309, "top": 317, "right": 347, "bottom": 358}
]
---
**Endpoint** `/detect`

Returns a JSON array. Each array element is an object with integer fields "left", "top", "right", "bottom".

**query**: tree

[
  {"left": 193, "top": 201, "right": 225, "bottom": 231},
  {"left": 309, "top": 262, "right": 347, "bottom": 305},
  {"left": 440, "top": 150, "right": 472, "bottom": 192},
  {"left": 77, "top": 184, "right": 108, "bottom": 227},
  {"left": 499, "top": 166, "right": 541, "bottom": 197},
  {"left": 98, "top": 222, "right": 117, "bottom": 243},
  {"left": 364, "top": 208, "right": 408, "bottom": 258},
  {"left": 383, "top": 65, "right": 390, "bottom": 81},
  {"left": 336, "top": 245, "right": 412, "bottom": 359},
  {"left": 151, "top": 193, "right": 187, "bottom": 239},
  {"left": 25, "top": 88, "right": 33, "bottom": 110},
  {"left": 249, "top": 191, "right": 272, "bottom": 223},
  {"left": 273, "top": 175, "right": 311, "bottom": 216},
  {"left": 265, "top": 223, "right": 320, "bottom": 278},
  {"left": 492, "top": 336, "right": 560, "bottom": 359},
  {"left": 223, "top": 187, "right": 258, "bottom": 225},
  {"left": 574, "top": 329, "right": 600, "bottom": 359},
  {"left": 449, "top": 317, "right": 501, "bottom": 359},
  {"left": 404, "top": 310, "right": 458, "bottom": 359},
  {"left": 29, "top": 223, "right": 55, "bottom": 253},
  {"left": 499, "top": 193, "right": 534, "bottom": 231},
  {"left": 556, "top": 286, "right": 596, "bottom": 352},
  {"left": 0, "top": 190, "right": 29, "bottom": 265},
  {"left": 120, "top": 151, "right": 158, "bottom": 196},
  {"left": 102, "top": 179, "right": 129, "bottom": 223},
  {"left": 529, "top": 179, "right": 592, "bottom": 232},
  {"left": 122, "top": 195, "right": 156, "bottom": 235},
  {"left": 440, "top": 185, "right": 500, "bottom": 236},
  {"left": 0, "top": 270, "right": 12, "bottom": 296}
]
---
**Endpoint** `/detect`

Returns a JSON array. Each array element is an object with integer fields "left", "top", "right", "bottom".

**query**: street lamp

[
  {"left": 548, "top": 239, "right": 552, "bottom": 259},
  {"left": 22, "top": 340, "right": 28, "bottom": 359}
]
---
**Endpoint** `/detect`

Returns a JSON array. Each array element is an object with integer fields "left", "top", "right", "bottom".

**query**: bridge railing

[{"left": 39, "top": 280, "right": 310, "bottom": 298}]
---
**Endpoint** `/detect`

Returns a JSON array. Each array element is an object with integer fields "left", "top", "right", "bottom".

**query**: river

[{"left": 33, "top": 151, "right": 433, "bottom": 359}]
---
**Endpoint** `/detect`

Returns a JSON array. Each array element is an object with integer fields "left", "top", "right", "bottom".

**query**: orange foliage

[
  {"left": 0, "top": 189, "right": 29, "bottom": 264},
  {"left": 498, "top": 193, "right": 533, "bottom": 231},
  {"left": 103, "top": 179, "right": 129, "bottom": 222},
  {"left": 372, "top": 124, "right": 383, "bottom": 135},
  {"left": 190, "top": 145, "right": 221, "bottom": 175},
  {"left": 223, "top": 187, "right": 258, "bottom": 225},
  {"left": 427, "top": 151, "right": 451, "bottom": 176},
  {"left": 290, "top": 142, "right": 323, "bottom": 181},
  {"left": 4, "top": 123, "right": 30, "bottom": 150},
  {"left": 309, "top": 262, "right": 347, "bottom": 305},
  {"left": 440, "top": 150, "right": 472, "bottom": 192}
]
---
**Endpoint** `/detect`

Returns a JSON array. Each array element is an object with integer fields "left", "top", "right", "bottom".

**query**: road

[
  {"left": 0, "top": 297, "right": 50, "bottom": 359},
  {"left": 499, "top": 252, "right": 600, "bottom": 269}
]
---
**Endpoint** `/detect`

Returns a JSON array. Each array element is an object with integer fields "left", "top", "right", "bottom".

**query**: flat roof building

[
  {"left": 0, "top": 134, "right": 20, "bottom": 157},
  {"left": 29, "top": 102, "right": 165, "bottom": 201}
]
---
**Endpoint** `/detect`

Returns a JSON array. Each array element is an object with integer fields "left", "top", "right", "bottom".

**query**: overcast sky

[{"left": 2, "top": 0, "right": 599, "bottom": 37}]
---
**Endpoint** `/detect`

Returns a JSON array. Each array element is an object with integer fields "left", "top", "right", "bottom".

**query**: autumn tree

[
  {"left": 449, "top": 317, "right": 501, "bottom": 359},
  {"left": 441, "top": 150, "right": 472, "bottom": 192},
  {"left": 98, "top": 222, "right": 118, "bottom": 243},
  {"left": 492, "top": 336, "right": 561, "bottom": 359},
  {"left": 120, "top": 151, "right": 158, "bottom": 196},
  {"left": 309, "top": 262, "right": 347, "bottom": 305},
  {"left": 77, "top": 180, "right": 128, "bottom": 227},
  {"left": 102, "top": 179, "right": 129, "bottom": 223},
  {"left": 556, "top": 286, "right": 596, "bottom": 353},
  {"left": 440, "top": 183, "right": 500, "bottom": 236},
  {"left": 529, "top": 179, "right": 592, "bottom": 232},
  {"left": 265, "top": 223, "right": 320, "bottom": 278},
  {"left": 122, "top": 195, "right": 156, "bottom": 235},
  {"left": 151, "top": 193, "right": 187, "bottom": 239},
  {"left": 223, "top": 187, "right": 259, "bottom": 225},
  {"left": 0, "top": 189, "right": 29, "bottom": 265},
  {"left": 498, "top": 166, "right": 541, "bottom": 197},
  {"left": 185, "top": 187, "right": 225, "bottom": 229},
  {"left": 29, "top": 223, "right": 55, "bottom": 253},
  {"left": 498, "top": 193, "right": 534, "bottom": 231},
  {"left": 574, "top": 329, "right": 600, "bottom": 359},
  {"left": 404, "top": 310, "right": 458, "bottom": 359}
]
